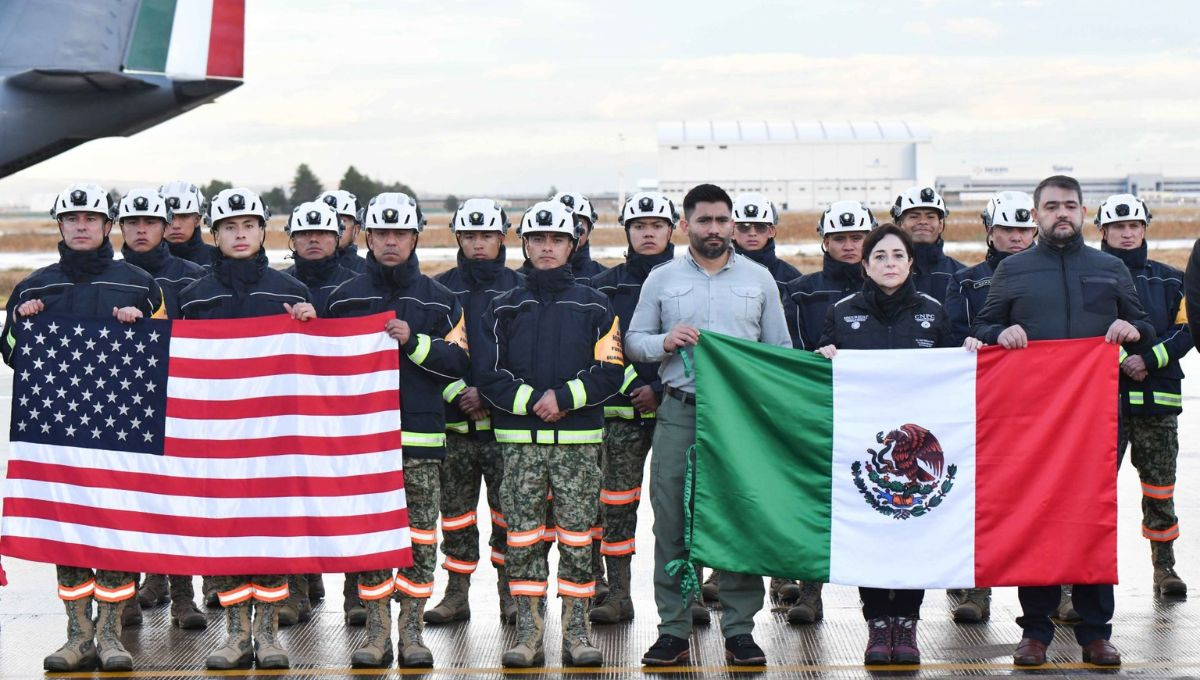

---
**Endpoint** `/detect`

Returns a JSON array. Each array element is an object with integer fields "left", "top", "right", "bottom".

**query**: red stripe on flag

[
  {"left": 205, "top": 0, "right": 244, "bottom": 79},
  {"left": 5, "top": 498, "right": 410, "bottom": 538},
  {"left": 974, "top": 338, "right": 1118, "bottom": 586},
  {"left": 167, "top": 391, "right": 398, "bottom": 419},
  {"left": 165, "top": 431, "right": 402, "bottom": 458},
  {"left": 0, "top": 537, "right": 413, "bottom": 575},
  {"left": 8, "top": 461, "right": 405, "bottom": 499},
  {"left": 168, "top": 351, "right": 398, "bottom": 379},
  {"left": 170, "top": 313, "right": 392, "bottom": 340}
]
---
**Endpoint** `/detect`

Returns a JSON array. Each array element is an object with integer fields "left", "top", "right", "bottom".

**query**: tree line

[{"left": 198, "top": 165, "right": 417, "bottom": 217}]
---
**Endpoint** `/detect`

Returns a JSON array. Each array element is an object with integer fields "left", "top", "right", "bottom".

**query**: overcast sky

[{"left": 5, "top": 0, "right": 1200, "bottom": 198}]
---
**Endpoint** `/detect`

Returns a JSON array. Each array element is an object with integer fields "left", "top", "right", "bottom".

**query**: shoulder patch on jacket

[{"left": 595, "top": 316, "right": 624, "bottom": 366}]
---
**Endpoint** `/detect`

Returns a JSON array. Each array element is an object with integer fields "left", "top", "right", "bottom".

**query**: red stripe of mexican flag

[{"left": 206, "top": 0, "right": 244, "bottom": 79}]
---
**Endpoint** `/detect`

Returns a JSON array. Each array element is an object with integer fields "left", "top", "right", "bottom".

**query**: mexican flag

[{"left": 691, "top": 332, "right": 1118, "bottom": 589}]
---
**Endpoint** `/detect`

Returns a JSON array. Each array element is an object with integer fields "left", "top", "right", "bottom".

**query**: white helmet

[
  {"left": 891, "top": 186, "right": 949, "bottom": 220},
  {"left": 207, "top": 188, "right": 270, "bottom": 228},
  {"left": 1095, "top": 193, "right": 1152, "bottom": 228},
  {"left": 287, "top": 201, "right": 341, "bottom": 235},
  {"left": 981, "top": 191, "right": 1036, "bottom": 230},
  {"left": 159, "top": 181, "right": 205, "bottom": 216},
  {"left": 520, "top": 201, "right": 579, "bottom": 240},
  {"left": 363, "top": 193, "right": 425, "bottom": 232},
  {"left": 118, "top": 188, "right": 171, "bottom": 223},
  {"left": 51, "top": 183, "right": 114, "bottom": 220},
  {"left": 451, "top": 198, "right": 510, "bottom": 234},
  {"left": 553, "top": 191, "right": 598, "bottom": 228},
  {"left": 819, "top": 201, "right": 877, "bottom": 236},
  {"left": 619, "top": 191, "right": 678, "bottom": 227},
  {"left": 732, "top": 193, "right": 778, "bottom": 226},
  {"left": 316, "top": 189, "right": 361, "bottom": 222}
]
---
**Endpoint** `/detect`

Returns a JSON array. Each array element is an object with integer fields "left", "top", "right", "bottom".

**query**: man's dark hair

[
  {"left": 862, "top": 222, "right": 914, "bottom": 262},
  {"left": 682, "top": 183, "right": 732, "bottom": 218},
  {"left": 1033, "top": 175, "right": 1083, "bottom": 207}
]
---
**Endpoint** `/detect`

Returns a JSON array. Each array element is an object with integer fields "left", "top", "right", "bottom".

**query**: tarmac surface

[{"left": 2, "top": 354, "right": 1200, "bottom": 679}]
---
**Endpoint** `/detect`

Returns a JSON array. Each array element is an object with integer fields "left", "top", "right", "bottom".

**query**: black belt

[{"left": 664, "top": 385, "right": 696, "bottom": 406}]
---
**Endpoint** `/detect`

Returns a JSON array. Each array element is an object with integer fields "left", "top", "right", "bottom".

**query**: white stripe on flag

[
  {"left": 3, "top": 516, "right": 409, "bottom": 559},
  {"left": 169, "top": 332, "right": 392, "bottom": 360},
  {"left": 10, "top": 443, "right": 404, "bottom": 478},
  {"left": 6, "top": 479, "right": 407, "bottom": 519},
  {"left": 164, "top": 0, "right": 214, "bottom": 81},
  {"left": 166, "top": 370, "right": 400, "bottom": 400},
  {"left": 828, "top": 348, "right": 978, "bottom": 589},
  {"left": 165, "top": 410, "right": 400, "bottom": 440}
]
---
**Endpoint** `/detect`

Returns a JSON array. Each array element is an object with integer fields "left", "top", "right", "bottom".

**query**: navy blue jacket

[
  {"left": 284, "top": 255, "right": 359, "bottom": 314},
  {"left": 783, "top": 254, "right": 864, "bottom": 350},
  {"left": 177, "top": 251, "right": 310, "bottom": 320},
  {"left": 433, "top": 249, "right": 524, "bottom": 438},
  {"left": 167, "top": 229, "right": 219, "bottom": 269},
  {"left": 337, "top": 244, "right": 368, "bottom": 274},
  {"left": 122, "top": 242, "right": 206, "bottom": 318},
  {"left": 326, "top": 253, "right": 469, "bottom": 459},
  {"left": 944, "top": 247, "right": 1018, "bottom": 345},
  {"left": 818, "top": 279, "right": 954, "bottom": 350},
  {"left": 736, "top": 239, "right": 802, "bottom": 296},
  {"left": 912, "top": 239, "right": 964, "bottom": 304},
  {"left": 476, "top": 265, "right": 625, "bottom": 445}
]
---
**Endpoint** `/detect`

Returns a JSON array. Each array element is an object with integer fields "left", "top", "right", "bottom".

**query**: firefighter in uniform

[
  {"left": 426, "top": 199, "right": 523, "bottom": 626},
  {"left": 590, "top": 192, "right": 677, "bottom": 625},
  {"left": 178, "top": 188, "right": 317, "bottom": 670},
  {"left": 732, "top": 193, "right": 801, "bottom": 294},
  {"left": 518, "top": 192, "right": 608, "bottom": 285},
  {"left": 115, "top": 188, "right": 208, "bottom": 630},
  {"left": 476, "top": 201, "right": 625, "bottom": 667},
  {"left": 159, "top": 181, "right": 218, "bottom": 268},
  {"left": 1097, "top": 193, "right": 1191, "bottom": 597},
  {"left": 2, "top": 183, "right": 166, "bottom": 672},
  {"left": 890, "top": 186, "right": 962, "bottom": 303},
  {"left": 325, "top": 193, "right": 470, "bottom": 668},
  {"left": 317, "top": 189, "right": 368, "bottom": 273}
]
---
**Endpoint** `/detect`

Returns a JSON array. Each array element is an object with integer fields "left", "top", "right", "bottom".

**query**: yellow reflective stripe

[
  {"left": 475, "top": 417, "right": 492, "bottom": 431},
  {"left": 402, "top": 430, "right": 446, "bottom": 447},
  {"left": 620, "top": 364, "right": 637, "bottom": 393},
  {"left": 4, "top": 328, "right": 14, "bottom": 352},
  {"left": 1129, "top": 393, "right": 1145, "bottom": 405},
  {"left": 566, "top": 379, "right": 586, "bottom": 409},
  {"left": 446, "top": 421, "right": 470, "bottom": 434},
  {"left": 494, "top": 429, "right": 603, "bottom": 445},
  {"left": 1153, "top": 343, "right": 1169, "bottom": 369},
  {"left": 495, "top": 429, "right": 532, "bottom": 444},
  {"left": 1118, "top": 347, "right": 1129, "bottom": 363},
  {"left": 443, "top": 379, "right": 467, "bottom": 403},
  {"left": 605, "top": 406, "right": 636, "bottom": 420},
  {"left": 408, "top": 333, "right": 432, "bottom": 365},
  {"left": 554, "top": 429, "right": 603, "bottom": 444},
  {"left": 1153, "top": 391, "right": 1182, "bottom": 407},
  {"left": 513, "top": 384, "right": 534, "bottom": 415}
]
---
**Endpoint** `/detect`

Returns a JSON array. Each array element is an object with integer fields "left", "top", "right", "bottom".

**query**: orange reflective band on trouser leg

[
  {"left": 93, "top": 580, "right": 137, "bottom": 603},
  {"left": 490, "top": 549, "right": 506, "bottom": 566},
  {"left": 1144, "top": 524, "right": 1181, "bottom": 542},
  {"left": 506, "top": 526, "right": 545, "bottom": 548},
  {"left": 443, "top": 557, "right": 478, "bottom": 574},
  {"left": 542, "top": 527, "right": 558, "bottom": 543},
  {"left": 252, "top": 582, "right": 291, "bottom": 603},
  {"left": 1142, "top": 482, "right": 1175, "bottom": 500},
  {"left": 557, "top": 579, "right": 597, "bottom": 598},
  {"left": 358, "top": 579, "right": 396, "bottom": 601},
  {"left": 410, "top": 527, "right": 438, "bottom": 545},
  {"left": 490, "top": 509, "right": 508, "bottom": 528},
  {"left": 590, "top": 526, "right": 603, "bottom": 540},
  {"left": 217, "top": 584, "right": 254, "bottom": 606},
  {"left": 601, "top": 538, "right": 636, "bottom": 556},
  {"left": 441, "top": 510, "right": 478, "bottom": 532},
  {"left": 508, "top": 580, "right": 548, "bottom": 597},
  {"left": 393, "top": 574, "right": 434, "bottom": 598},
  {"left": 547, "top": 491, "right": 554, "bottom": 501},
  {"left": 600, "top": 486, "right": 642, "bottom": 505},
  {"left": 58, "top": 579, "right": 95, "bottom": 601},
  {"left": 556, "top": 527, "right": 592, "bottom": 548}
]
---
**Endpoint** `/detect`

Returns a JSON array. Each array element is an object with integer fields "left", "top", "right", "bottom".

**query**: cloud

[{"left": 941, "top": 17, "right": 1003, "bottom": 39}]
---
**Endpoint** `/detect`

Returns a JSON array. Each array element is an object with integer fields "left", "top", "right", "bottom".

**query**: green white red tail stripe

[{"left": 126, "top": 0, "right": 244, "bottom": 80}]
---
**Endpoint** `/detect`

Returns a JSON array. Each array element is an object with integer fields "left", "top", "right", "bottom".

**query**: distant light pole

[{"left": 617, "top": 132, "right": 626, "bottom": 219}]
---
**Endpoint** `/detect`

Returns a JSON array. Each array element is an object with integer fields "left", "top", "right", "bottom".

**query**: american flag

[{"left": 1, "top": 312, "right": 411, "bottom": 575}]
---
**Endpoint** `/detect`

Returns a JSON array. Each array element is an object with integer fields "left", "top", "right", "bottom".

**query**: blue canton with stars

[{"left": 9, "top": 314, "right": 171, "bottom": 455}]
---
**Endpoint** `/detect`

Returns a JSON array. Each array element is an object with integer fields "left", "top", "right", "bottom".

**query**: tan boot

[
  {"left": 786, "top": 581, "right": 824, "bottom": 624},
  {"left": 561, "top": 596, "right": 602, "bottom": 666},
  {"left": 205, "top": 601, "right": 253, "bottom": 669},
  {"left": 253, "top": 600, "right": 290, "bottom": 669},
  {"left": 425, "top": 571, "right": 471, "bottom": 624},
  {"left": 1053, "top": 585, "right": 1080, "bottom": 623},
  {"left": 497, "top": 566, "right": 517, "bottom": 625},
  {"left": 952, "top": 588, "right": 991, "bottom": 622},
  {"left": 590, "top": 555, "right": 633, "bottom": 624},
  {"left": 138, "top": 573, "right": 169, "bottom": 608},
  {"left": 501, "top": 595, "right": 545, "bottom": 667},
  {"left": 344, "top": 572, "right": 366, "bottom": 626},
  {"left": 1153, "top": 541, "right": 1188, "bottom": 598},
  {"left": 397, "top": 596, "right": 434, "bottom": 667},
  {"left": 43, "top": 596, "right": 97, "bottom": 671},
  {"left": 95, "top": 599, "right": 134, "bottom": 671},
  {"left": 169, "top": 575, "right": 207, "bottom": 630},
  {"left": 350, "top": 596, "right": 393, "bottom": 667}
]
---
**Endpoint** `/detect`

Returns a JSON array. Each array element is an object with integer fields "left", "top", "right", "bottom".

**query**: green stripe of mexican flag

[
  {"left": 125, "top": 0, "right": 243, "bottom": 79},
  {"left": 691, "top": 331, "right": 1117, "bottom": 590}
]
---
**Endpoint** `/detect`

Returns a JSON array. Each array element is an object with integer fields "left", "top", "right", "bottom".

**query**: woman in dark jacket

[{"left": 816, "top": 223, "right": 964, "bottom": 666}]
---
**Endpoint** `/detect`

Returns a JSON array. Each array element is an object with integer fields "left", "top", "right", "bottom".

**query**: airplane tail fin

[{"left": 124, "top": 0, "right": 244, "bottom": 81}]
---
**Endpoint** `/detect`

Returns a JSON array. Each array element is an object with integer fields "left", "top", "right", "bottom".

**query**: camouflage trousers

[
  {"left": 207, "top": 574, "right": 288, "bottom": 607},
  {"left": 57, "top": 566, "right": 138, "bottom": 602},
  {"left": 355, "top": 457, "right": 442, "bottom": 601},
  {"left": 438, "top": 433, "right": 506, "bottom": 574},
  {"left": 500, "top": 442, "right": 601, "bottom": 598},
  {"left": 597, "top": 419, "right": 654, "bottom": 558},
  {"left": 1118, "top": 413, "right": 1181, "bottom": 551}
]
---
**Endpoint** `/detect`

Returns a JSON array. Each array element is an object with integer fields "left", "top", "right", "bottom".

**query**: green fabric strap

[
  {"left": 664, "top": 444, "right": 700, "bottom": 601},
  {"left": 680, "top": 346, "right": 694, "bottom": 378}
]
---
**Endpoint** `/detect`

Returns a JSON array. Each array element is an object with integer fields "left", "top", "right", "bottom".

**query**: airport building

[{"left": 937, "top": 173, "right": 1200, "bottom": 206}]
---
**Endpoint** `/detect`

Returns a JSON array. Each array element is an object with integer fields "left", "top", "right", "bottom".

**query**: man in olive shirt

[{"left": 626, "top": 184, "right": 790, "bottom": 667}]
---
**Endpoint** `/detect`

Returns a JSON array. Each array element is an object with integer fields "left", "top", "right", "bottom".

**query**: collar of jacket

[
  {"left": 457, "top": 246, "right": 507, "bottom": 287},
  {"left": 913, "top": 238, "right": 947, "bottom": 268},
  {"left": 525, "top": 263, "right": 575, "bottom": 293},
  {"left": 211, "top": 248, "right": 269, "bottom": 290},
  {"left": 626, "top": 243, "right": 675, "bottom": 281},
  {"left": 570, "top": 242, "right": 595, "bottom": 275},
  {"left": 1101, "top": 240, "right": 1148, "bottom": 270},
  {"left": 292, "top": 252, "right": 342, "bottom": 286},
  {"left": 168, "top": 227, "right": 207, "bottom": 261},
  {"left": 58, "top": 238, "right": 114, "bottom": 279},
  {"left": 984, "top": 243, "right": 1025, "bottom": 271},
  {"left": 121, "top": 240, "right": 170, "bottom": 275},
  {"left": 861, "top": 276, "right": 920, "bottom": 322},
  {"left": 735, "top": 238, "right": 779, "bottom": 268},
  {"left": 1038, "top": 231, "right": 1085, "bottom": 255},
  {"left": 367, "top": 250, "right": 420, "bottom": 290},
  {"left": 822, "top": 251, "right": 864, "bottom": 287}
]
